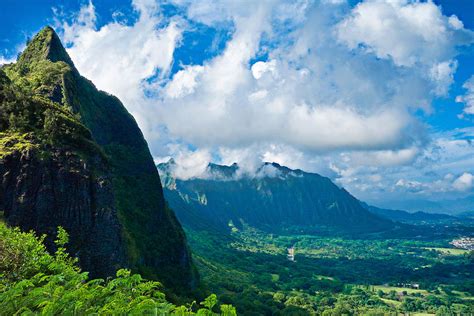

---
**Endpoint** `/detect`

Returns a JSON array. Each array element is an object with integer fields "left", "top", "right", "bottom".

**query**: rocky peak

[
  {"left": 1, "top": 27, "right": 198, "bottom": 293},
  {"left": 17, "top": 26, "right": 75, "bottom": 69}
]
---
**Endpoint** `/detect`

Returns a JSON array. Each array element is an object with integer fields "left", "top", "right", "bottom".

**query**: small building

[{"left": 287, "top": 247, "right": 295, "bottom": 262}]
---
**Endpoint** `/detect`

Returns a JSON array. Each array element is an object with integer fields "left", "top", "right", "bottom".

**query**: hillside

[
  {"left": 376, "top": 195, "right": 474, "bottom": 215},
  {"left": 361, "top": 203, "right": 457, "bottom": 224},
  {"left": 0, "top": 27, "right": 197, "bottom": 292},
  {"left": 158, "top": 160, "right": 393, "bottom": 234}
]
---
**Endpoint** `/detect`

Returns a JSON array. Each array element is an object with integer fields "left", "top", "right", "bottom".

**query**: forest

[{"left": 185, "top": 221, "right": 474, "bottom": 315}]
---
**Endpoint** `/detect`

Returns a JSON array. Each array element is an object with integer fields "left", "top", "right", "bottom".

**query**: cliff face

[
  {"left": 0, "top": 149, "right": 125, "bottom": 277},
  {"left": 159, "top": 161, "right": 393, "bottom": 234},
  {"left": 0, "top": 27, "right": 197, "bottom": 291}
]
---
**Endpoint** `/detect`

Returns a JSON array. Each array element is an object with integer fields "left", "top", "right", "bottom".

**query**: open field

[
  {"left": 423, "top": 247, "right": 470, "bottom": 255},
  {"left": 381, "top": 298, "right": 402, "bottom": 307},
  {"left": 373, "top": 285, "right": 428, "bottom": 295}
]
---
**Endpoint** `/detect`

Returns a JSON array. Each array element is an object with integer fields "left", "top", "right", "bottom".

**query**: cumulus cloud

[
  {"left": 55, "top": 0, "right": 474, "bottom": 202},
  {"left": 396, "top": 179, "right": 424, "bottom": 193},
  {"left": 56, "top": 0, "right": 183, "bottom": 140},
  {"left": 336, "top": 1, "right": 472, "bottom": 67},
  {"left": 165, "top": 65, "right": 204, "bottom": 98},
  {"left": 157, "top": 0, "right": 443, "bottom": 155},
  {"left": 329, "top": 127, "right": 474, "bottom": 201},
  {"left": 336, "top": 0, "right": 473, "bottom": 97},
  {"left": 0, "top": 56, "right": 16, "bottom": 65},
  {"left": 456, "top": 75, "right": 474, "bottom": 116},
  {"left": 453, "top": 172, "right": 474, "bottom": 191},
  {"left": 162, "top": 145, "right": 212, "bottom": 180},
  {"left": 395, "top": 171, "right": 474, "bottom": 195}
]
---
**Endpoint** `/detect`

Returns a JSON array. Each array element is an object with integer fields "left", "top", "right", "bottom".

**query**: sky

[{"left": 1, "top": 0, "right": 474, "bottom": 208}]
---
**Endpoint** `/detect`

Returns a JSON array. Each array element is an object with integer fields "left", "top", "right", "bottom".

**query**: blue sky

[{"left": 1, "top": 0, "right": 474, "bottom": 208}]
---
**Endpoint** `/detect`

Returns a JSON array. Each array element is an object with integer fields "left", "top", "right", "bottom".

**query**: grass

[
  {"left": 381, "top": 298, "right": 401, "bottom": 307},
  {"left": 373, "top": 285, "right": 428, "bottom": 295},
  {"left": 423, "top": 247, "right": 470, "bottom": 255},
  {"left": 451, "top": 290, "right": 474, "bottom": 300}
]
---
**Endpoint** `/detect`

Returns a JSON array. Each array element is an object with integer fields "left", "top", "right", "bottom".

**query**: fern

[{"left": 0, "top": 223, "right": 236, "bottom": 315}]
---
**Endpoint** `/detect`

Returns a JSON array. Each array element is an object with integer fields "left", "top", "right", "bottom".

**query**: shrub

[{"left": 0, "top": 223, "right": 236, "bottom": 315}]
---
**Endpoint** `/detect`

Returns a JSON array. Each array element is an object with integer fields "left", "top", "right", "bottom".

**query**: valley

[
  {"left": 185, "top": 223, "right": 474, "bottom": 315},
  {"left": 1, "top": 1, "right": 474, "bottom": 314},
  {"left": 158, "top": 160, "right": 474, "bottom": 314}
]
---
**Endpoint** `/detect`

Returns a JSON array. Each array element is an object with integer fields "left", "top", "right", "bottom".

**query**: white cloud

[
  {"left": 61, "top": 0, "right": 97, "bottom": 43},
  {"left": 336, "top": 0, "right": 472, "bottom": 68},
  {"left": 448, "top": 15, "right": 463, "bottom": 30},
  {"left": 57, "top": 0, "right": 183, "bottom": 141},
  {"left": 396, "top": 179, "right": 424, "bottom": 193},
  {"left": 344, "top": 146, "right": 421, "bottom": 167},
  {"left": 156, "top": 1, "right": 442, "bottom": 154},
  {"left": 251, "top": 60, "right": 277, "bottom": 80},
  {"left": 161, "top": 145, "right": 212, "bottom": 180},
  {"left": 369, "top": 174, "right": 382, "bottom": 182},
  {"left": 429, "top": 60, "right": 457, "bottom": 96},
  {"left": 394, "top": 171, "right": 474, "bottom": 195},
  {"left": 55, "top": 0, "right": 474, "bottom": 202},
  {"left": 165, "top": 65, "right": 204, "bottom": 98},
  {"left": 453, "top": 172, "right": 474, "bottom": 191},
  {"left": 0, "top": 56, "right": 16, "bottom": 65},
  {"left": 456, "top": 75, "right": 474, "bottom": 116}
]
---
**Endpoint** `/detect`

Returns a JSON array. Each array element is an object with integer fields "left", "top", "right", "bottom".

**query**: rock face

[
  {"left": 0, "top": 26, "right": 197, "bottom": 291},
  {"left": 158, "top": 161, "right": 393, "bottom": 234},
  {"left": 0, "top": 150, "right": 125, "bottom": 277}
]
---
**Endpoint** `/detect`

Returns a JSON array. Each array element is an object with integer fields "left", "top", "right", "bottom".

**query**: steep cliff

[
  {"left": 0, "top": 148, "right": 126, "bottom": 277},
  {"left": 0, "top": 27, "right": 197, "bottom": 291},
  {"left": 158, "top": 161, "right": 394, "bottom": 234}
]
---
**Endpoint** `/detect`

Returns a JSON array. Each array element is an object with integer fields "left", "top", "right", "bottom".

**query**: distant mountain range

[
  {"left": 158, "top": 160, "right": 469, "bottom": 234},
  {"left": 375, "top": 195, "right": 474, "bottom": 215},
  {"left": 158, "top": 160, "right": 394, "bottom": 234},
  {"left": 360, "top": 203, "right": 459, "bottom": 224}
]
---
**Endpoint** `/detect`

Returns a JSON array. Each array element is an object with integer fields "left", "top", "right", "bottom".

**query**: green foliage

[
  {"left": 2, "top": 26, "right": 198, "bottom": 293},
  {"left": 0, "top": 64, "right": 100, "bottom": 159},
  {"left": 0, "top": 132, "right": 37, "bottom": 158},
  {"left": 159, "top": 162, "right": 393, "bottom": 235},
  {"left": 184, "top": 224, "right": 474, "bottom": 315},
  {"left": 0, "top": 222, "right": 235, "bottom": 315}
]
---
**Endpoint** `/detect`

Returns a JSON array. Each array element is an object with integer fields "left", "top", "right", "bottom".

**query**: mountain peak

[{"left": 17, "top": 26, "right": 75, "bottom": 69}]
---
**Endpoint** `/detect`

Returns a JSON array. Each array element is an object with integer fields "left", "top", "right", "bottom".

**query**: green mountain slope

[
  {"left": 0, "top": 26, "right": 197, "bottom": 292},
  {"left": 158, "top": 160, "right": 393, "bottom": 234}
]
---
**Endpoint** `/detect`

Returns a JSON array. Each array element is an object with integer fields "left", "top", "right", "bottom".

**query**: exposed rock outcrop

[{"left": 0, "top": 149, "right": 125, "bottom": 278}]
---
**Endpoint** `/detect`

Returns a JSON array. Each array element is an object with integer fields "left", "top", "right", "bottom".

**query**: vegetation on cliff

[
  {"left": 0, "top": 64, "right": 97, "bottom": 158},
  {"left": 0, "top": 26, "right": 197, "bottom": 292},
  {"left": 0, "top": 222, "right": 236, "bottom": 315},
  {"left": 158, "top": 161, "right": 393, "bottom": 234}
]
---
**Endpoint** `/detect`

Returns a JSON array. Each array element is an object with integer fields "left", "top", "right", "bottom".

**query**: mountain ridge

[{"left": 158, "top": 159, "right": 394, "bottom": 234}]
